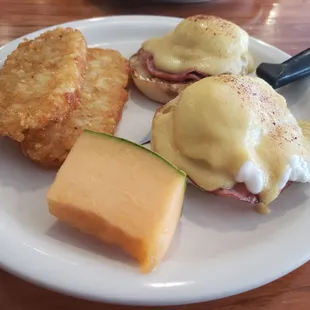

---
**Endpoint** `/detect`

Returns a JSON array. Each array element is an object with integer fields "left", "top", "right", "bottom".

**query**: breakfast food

[
  {"left": 21, "top": 48, "right": 129, "bottom": 168},
  {"left": 151, "top": 74, "right": 310, "bottom": 213},
  {"left": 130, "top": 15, "right": 253, "bottom": 103},
  {"left": 0, "top": 27, "right": 87, "bottom": 141},
  {"left": 47, "top": 130, "right": 186, "bottom": 273}
]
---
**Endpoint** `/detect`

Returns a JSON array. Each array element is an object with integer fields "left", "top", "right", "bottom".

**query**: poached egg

[{"left": 151, "top": 75, "right": 310, "bottom": 212}]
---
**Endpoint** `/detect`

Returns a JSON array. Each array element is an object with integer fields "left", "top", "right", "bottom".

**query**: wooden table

[{"left": 1, "top": 0, "right": 310, "bottom": 309}]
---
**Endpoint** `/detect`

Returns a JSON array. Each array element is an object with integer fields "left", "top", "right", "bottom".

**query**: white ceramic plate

[{"left": 1, "top": 15, "right": 310, "bottom": 306}]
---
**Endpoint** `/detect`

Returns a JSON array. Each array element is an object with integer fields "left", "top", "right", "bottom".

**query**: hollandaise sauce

[
  {"left": 151, "top": 75, "right": 310, "bottom": 213},
  {"left": 142, "top": 15, "right": 253, "bottom": 76}
]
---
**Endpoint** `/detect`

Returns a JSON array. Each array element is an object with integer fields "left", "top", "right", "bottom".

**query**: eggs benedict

[
  {"left": 130, "top": 15, "right": 254, "bottom": 104},
  {"left": 151, "top": 74, "right": 310, "bottom": 213}
]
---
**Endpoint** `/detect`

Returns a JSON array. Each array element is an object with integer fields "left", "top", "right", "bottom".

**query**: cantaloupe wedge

[{"left": 47, "top": 130, "right": 186, "bottom": 273}]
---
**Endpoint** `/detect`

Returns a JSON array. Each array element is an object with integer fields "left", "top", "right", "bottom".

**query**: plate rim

[
  {"left": 0, "top": 14, "right": 291, "bottom": 59},
  {"left": 1, "top": 15, "right": 305, "bottom": 307}
]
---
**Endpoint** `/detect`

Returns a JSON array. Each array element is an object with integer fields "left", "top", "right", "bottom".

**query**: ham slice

[
  {"left": 140, "top": 49, "right": 209, "bottom": 83},
  {"left": 190, "top": 179, "right": 292, "bottom": 204},
  {"left": 213, "top": 184, "right": 259, "bottom": 203}
]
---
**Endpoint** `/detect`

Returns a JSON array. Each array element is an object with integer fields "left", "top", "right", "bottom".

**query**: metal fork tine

[{"left": 140, "top": 130, "right": 151, "bottom": 145}]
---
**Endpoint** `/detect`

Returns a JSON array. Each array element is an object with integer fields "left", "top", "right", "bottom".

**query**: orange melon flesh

[{"left": 47, "top": 130, "right": 186, "bottom": 273}]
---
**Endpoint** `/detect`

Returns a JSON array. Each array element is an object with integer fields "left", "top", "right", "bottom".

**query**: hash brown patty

[
  {"left": 0, "top": 27, "right": 87, "bottom": 141},
  {"left": 21, "top": 48, "right": 129, "bottom": 168}
]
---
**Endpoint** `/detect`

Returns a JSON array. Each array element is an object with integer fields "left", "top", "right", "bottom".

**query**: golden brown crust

[
  {"left": 21, "top": 48, "right": 129, "bottom": 168},
  {"left": 0, "top": 27, "right": 87, "bottom": 141},
  {"left": 129, "top": 52, "right": 192, "bottom": 104}
]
